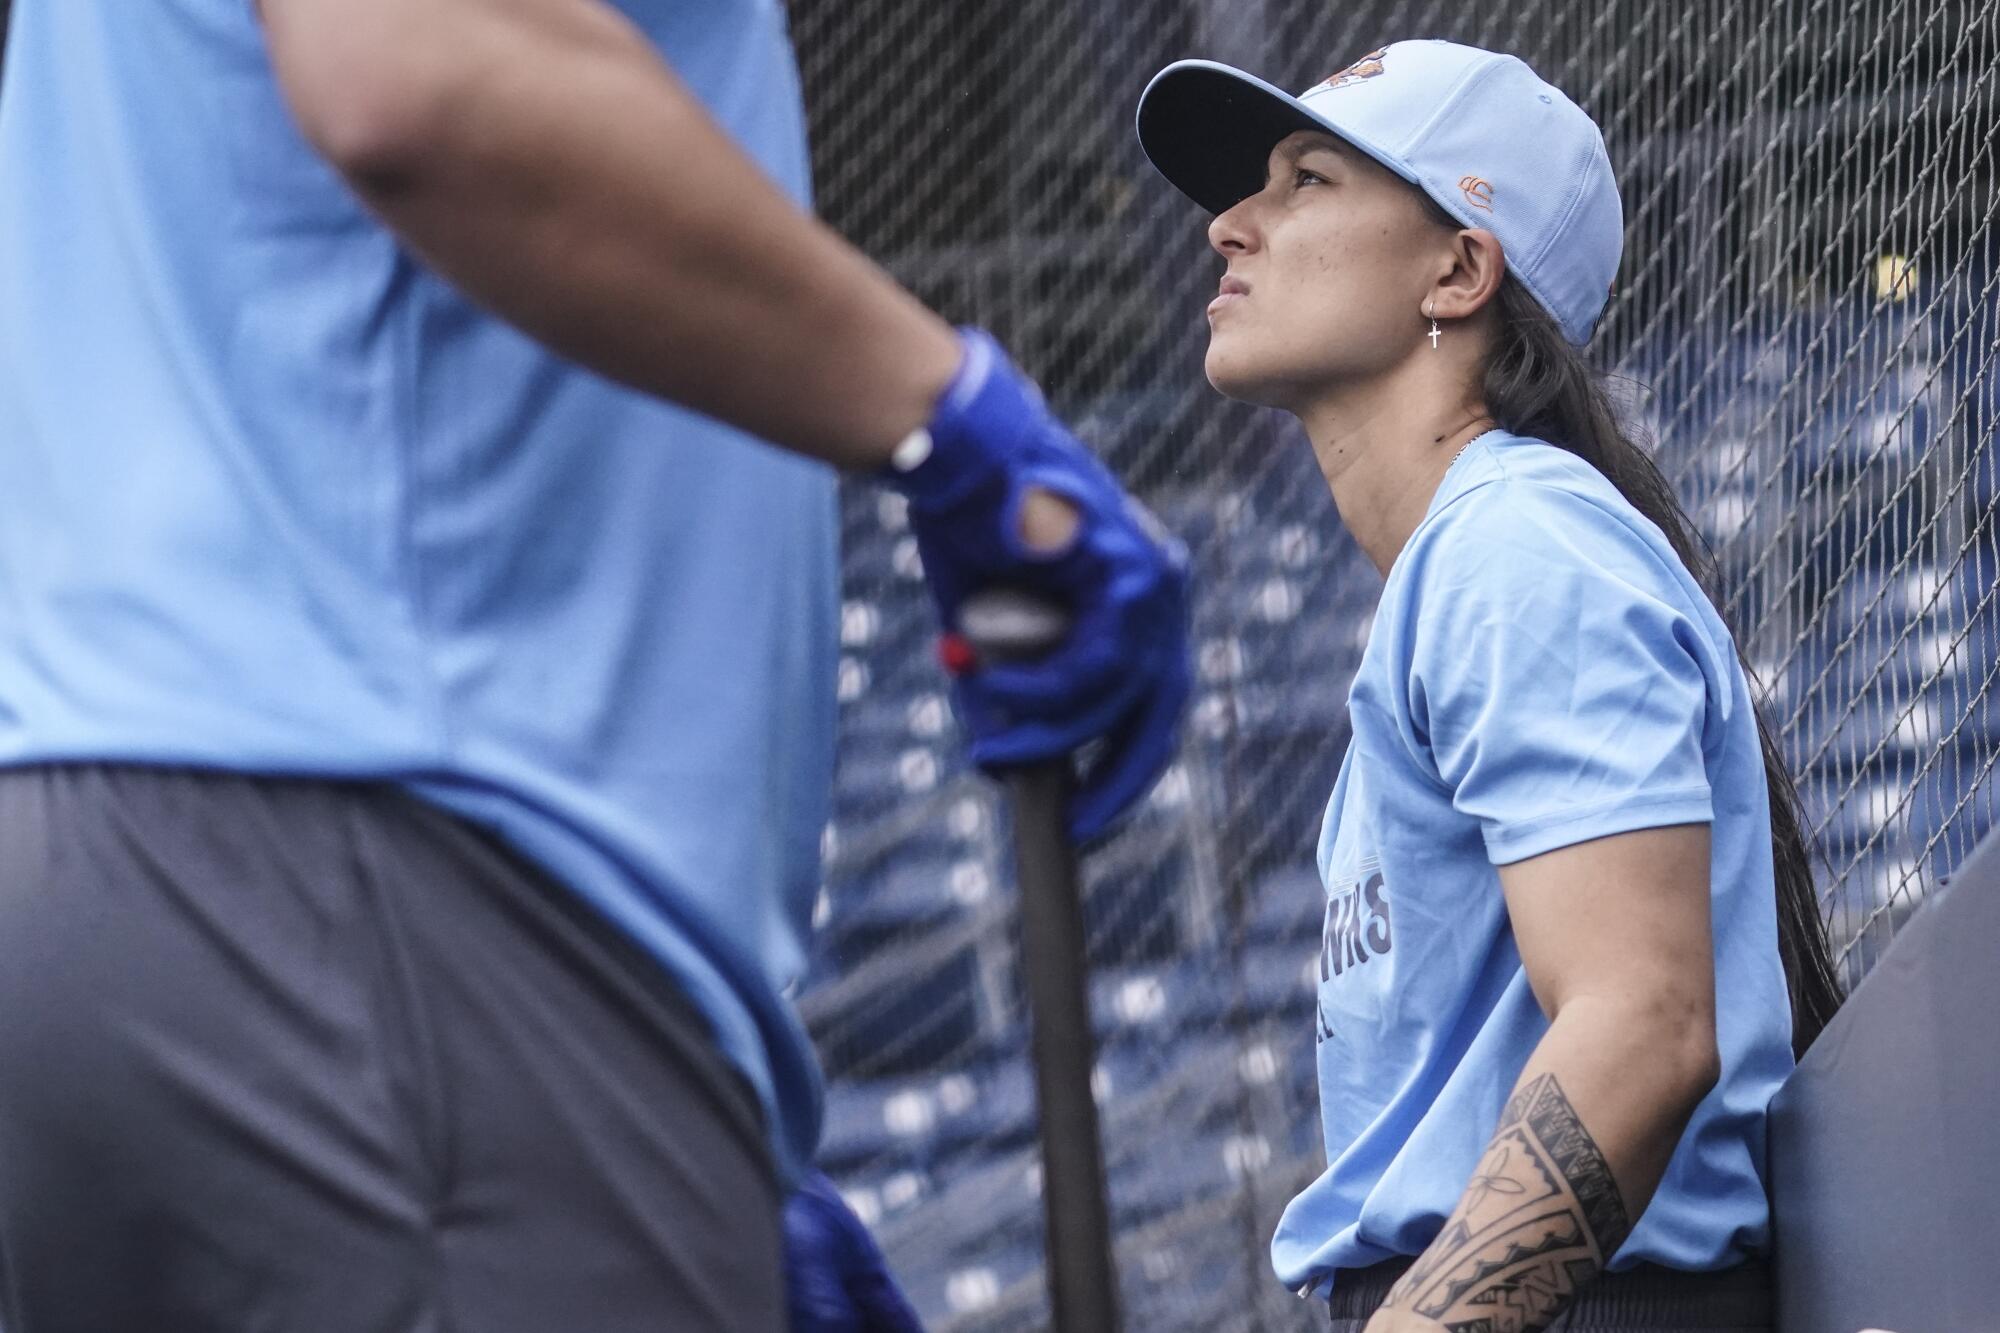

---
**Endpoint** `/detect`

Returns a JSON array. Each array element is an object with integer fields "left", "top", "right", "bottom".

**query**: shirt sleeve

[{"left": 1401, "top": 486, "right": 1721, "bottom": 865}]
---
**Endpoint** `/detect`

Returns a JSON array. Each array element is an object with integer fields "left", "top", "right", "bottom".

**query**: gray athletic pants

[
  {"left": 0, "top": 765, "right": 784, "bottom": 1333},
  {"left": 1326, "top": 1257, "right": 1774, "bottom": 1331}
]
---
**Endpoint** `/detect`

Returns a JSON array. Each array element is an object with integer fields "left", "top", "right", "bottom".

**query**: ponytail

[{"left": 1481, "top": 275, "right": 1845, "bottom": 1056}]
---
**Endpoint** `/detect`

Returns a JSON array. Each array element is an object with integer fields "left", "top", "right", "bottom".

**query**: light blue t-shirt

[
  {"left": 1272, "top": 431, "right": 1796, "bottom": 1295},
  {"left": 0, "top": 0, "right": 837, "bottom": 1181}
]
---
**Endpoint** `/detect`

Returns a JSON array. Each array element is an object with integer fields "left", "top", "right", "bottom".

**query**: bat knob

[
  {"left": 957, "top": 590, "right": 1072, "bottom": 666},
  {"left": 937, "top": 632, "right": 979, "bottom": 677}
]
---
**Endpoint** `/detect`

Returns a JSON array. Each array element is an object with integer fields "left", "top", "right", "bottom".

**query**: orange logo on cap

[
  {"left": 1459, "top": 175, "right": 1494, "bottom": 212},
  {"left": 1316, "top": 48, "right": 1388, "bottom": 92}
]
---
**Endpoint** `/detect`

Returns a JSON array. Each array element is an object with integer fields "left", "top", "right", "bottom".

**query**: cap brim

[{"left": 1136, "top": 60, "right": 1408, "bottom": 214}]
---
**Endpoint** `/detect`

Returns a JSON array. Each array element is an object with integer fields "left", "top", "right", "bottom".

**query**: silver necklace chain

[{"left": 1449, "top": 424, "right": 1498, "bottom": 468}]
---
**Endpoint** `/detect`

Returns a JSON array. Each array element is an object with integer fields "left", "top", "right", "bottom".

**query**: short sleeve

[{"left": 1402, "top": 488, "right": 1720, "bottom": 865}]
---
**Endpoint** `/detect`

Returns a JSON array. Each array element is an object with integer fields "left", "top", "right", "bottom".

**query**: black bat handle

[{"left": 958, "top": 591, "right": 1121, "bottom": 1333}]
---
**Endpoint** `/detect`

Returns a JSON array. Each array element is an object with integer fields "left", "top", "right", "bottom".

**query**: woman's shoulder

[
  {"left": 1391, "top": 435, "right": 1714, "bottom": 637},
  {"left": 1409, "top": 434, "right": 1677, "bottom": 582}
]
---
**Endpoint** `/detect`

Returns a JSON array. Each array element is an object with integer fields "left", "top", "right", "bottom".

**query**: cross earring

[{"left": 1426, "top": 301, "right": 1441, "bottom": 350}]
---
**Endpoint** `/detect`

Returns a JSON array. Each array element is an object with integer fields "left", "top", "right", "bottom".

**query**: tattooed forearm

[{"left": 1378, "top": 1074, "right": 1631, "bottom": 1333}]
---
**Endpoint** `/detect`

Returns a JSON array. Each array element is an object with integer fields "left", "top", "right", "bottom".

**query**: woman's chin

[{"left": 1203, "top": 349, "right": 1278, "bottom": 406}]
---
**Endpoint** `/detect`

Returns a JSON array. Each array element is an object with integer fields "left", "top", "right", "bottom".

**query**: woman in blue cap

[{"left": 1137, "top": 40, "right": 1841, "bottom": 1332}]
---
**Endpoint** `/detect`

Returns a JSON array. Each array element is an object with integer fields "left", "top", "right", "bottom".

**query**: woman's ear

[{"left": 1430, "top": 228, "right": 1506, "bottom": 322}]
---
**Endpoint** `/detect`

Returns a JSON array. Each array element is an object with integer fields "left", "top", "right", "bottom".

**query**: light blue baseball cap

[{"left": 1136, "top": 40, "right": 1623, "bottom": 346}]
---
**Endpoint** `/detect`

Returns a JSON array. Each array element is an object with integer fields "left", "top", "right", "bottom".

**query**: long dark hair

[{"left": 1479, "top": 274, "right": 1844, "bottom": 1057}]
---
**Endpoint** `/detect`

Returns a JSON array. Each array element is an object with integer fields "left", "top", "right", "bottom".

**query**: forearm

[
  {"left": 1373, "top": 999, "right": 1719, "bottom": 1332},
  {"left": 261, "top": 0, "right": 958, "bottom": 469}
]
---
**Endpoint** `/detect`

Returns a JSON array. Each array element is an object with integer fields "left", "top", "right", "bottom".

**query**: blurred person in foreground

[
  {"left": 0, "top": 1, "right": 1189, "bottom": 1329},
  {"left": 1136, "top": 40, "right": 1843, "bottom": 1332}
]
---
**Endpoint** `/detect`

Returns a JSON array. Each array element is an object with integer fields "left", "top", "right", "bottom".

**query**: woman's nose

[{"left": 1208, "top": 200, "right": 1256, "bottom": 258}]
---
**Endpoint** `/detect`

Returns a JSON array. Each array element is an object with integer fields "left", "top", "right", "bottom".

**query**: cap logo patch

[
  {"left": 1316, "top": 48, "right": 1388, "bottom": 92},
  {"left": 1459, "top": 175, "right": 1495, "bottom": 212}
]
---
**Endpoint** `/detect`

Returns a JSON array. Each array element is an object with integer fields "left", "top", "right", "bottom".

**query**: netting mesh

[{"left": 791, "top": 2, "right": 2000, "bottom": 1328}]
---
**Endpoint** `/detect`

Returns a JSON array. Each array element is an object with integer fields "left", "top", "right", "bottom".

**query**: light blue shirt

[
  {"left": 0, "top": 0, "right": 837, "bottom": 1181},
  {"left": 1272, "top": 431, "right": 1796, "bottom": 1294}
]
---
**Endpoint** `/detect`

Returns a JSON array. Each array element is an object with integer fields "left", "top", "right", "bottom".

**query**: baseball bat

[{"left": 958, "top": 590, "right": 1121, "bottom": 1333}]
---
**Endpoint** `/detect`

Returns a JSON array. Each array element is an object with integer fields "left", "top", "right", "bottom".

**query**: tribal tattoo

[{"left": 1377, "top": 1074, "right": 1632, "bottom": 1333}]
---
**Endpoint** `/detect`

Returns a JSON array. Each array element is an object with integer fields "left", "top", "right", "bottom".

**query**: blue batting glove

[
  {"left": 784, "top": 1172, "right": 927, "bottom": 1333},
  {"left": 886, "top": 329, "right": 1192, "bottom": 841}
]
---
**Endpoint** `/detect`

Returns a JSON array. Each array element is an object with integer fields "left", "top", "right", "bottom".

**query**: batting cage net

[{"left": 787, "top": 1, "right": 2000, "bottom": 1327}]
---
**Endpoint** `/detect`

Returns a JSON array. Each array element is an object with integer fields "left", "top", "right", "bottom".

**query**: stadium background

[
  {"left": 785, "top": 1, "right": 2000, "bottom": 1329},
  {"left": 0, "top": 1, "right": 1991, "bottom": 1329}
]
